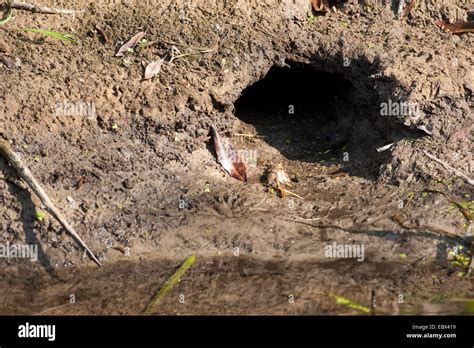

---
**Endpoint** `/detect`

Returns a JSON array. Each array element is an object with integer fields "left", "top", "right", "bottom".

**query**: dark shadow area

[
  {"left": 234, "top": 58, "right": 425, "bottom": 179},
  {"left": 1, "top": 251, "right": 471, "bottom": 315},
  {"left": 310, "top": 0, "right": 408, "bottom": 19},
  {"left": 469, "top": 10, "right": 474, "bottom": 21},
  {"left": 0, "top": 159, "right": 54, "bottom": 273}
]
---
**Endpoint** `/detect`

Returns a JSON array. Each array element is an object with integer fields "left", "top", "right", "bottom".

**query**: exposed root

[
  {"left": 9, "top": 0, "right": 84, "bottom": 15},
  {"left": 423, "top": 150, "right": 474, "bottom": 186}
]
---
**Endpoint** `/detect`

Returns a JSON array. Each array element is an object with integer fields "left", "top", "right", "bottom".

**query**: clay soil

[{"left": 0, "top": 0, "right": 473, "bottom": 315}]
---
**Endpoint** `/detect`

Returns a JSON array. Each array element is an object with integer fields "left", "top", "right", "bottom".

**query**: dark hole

[
  {"left": 235, "top": 65, "right": 352, "bottom": 115},
  {"left": 234, "top": 60, "right": 423, "bottom": 179}
]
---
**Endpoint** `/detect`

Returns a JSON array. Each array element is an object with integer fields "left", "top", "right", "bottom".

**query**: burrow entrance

[{"left": 234, "top": 60, "right": 423, "bottom": 180}]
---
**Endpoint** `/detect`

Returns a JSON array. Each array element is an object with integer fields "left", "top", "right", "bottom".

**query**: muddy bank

[{"left": 1, "top": 254, "right": 472, "bottom": 315}]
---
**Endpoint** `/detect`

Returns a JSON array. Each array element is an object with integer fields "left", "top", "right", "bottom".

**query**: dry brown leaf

[
  {"left": 143, "top": 57, "right": 165, "bottom": 80},
  {"left": 311, "top": 0, "right": 330, "bottom": 12},
  {"left": 266, "top": 163, "right": 300, "bottom": 198},
  {"left": 211, "top": 124, "right": 247, "bottom": 182},
  {"left": 275, "top": 165, "right": 292, "bottom": 187},
  {"left": 435, "top": 20, "right": 474, "bottom": 34},
  {"left": 267, "top": 164, "right": 291, "bottom": 186},
  {"left": 116, "top": 31, "right": 146, "bottom": 57},
  {"left": 0, "top": 55, "right": 19, "bottom": 69},
  {"left": 95, "top": 25, "right": 110, "bottom": 44}
]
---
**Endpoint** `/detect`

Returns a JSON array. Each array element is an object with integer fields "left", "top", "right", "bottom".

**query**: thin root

[
  {"left": 10, "top": 1, "right": 85, "bottom": 15},
  {"left": 280, "top": 188, "right": 303, "bottom": 199}
]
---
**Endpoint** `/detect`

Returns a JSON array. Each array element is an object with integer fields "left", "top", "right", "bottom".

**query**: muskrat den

[{"left": 233, "top": 61, "right": 423, "bottom": 181}]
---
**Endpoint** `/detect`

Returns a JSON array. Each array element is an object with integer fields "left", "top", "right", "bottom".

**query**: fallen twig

[
  {"left": 370, "top": 289, "right": 376, "bottom": 315},
  {"left": 290, "top": 217, "right": 468, "bottom": 245},
  {"left": 158, "top": 38, "right": 212, "bottom": 52},
  {"left": 390, "top": 213, "right": 466, "bottom": 243},
  {"left": 435, "top": 20, "right": 474, "bottom": 34},
  {"left": 403, "top": 0, "right": 416, "bottom": 17},
  {"left": 423, "top": 189, "right": 473, "bottom": 222},
  {"left": 423, "top": 150, "right": 474, "bottom": 186},
  {"left": 280, "top": 188, "right": 303, "bottom": 199},
  {"left": 0, "top": 140, "right": 101, "bottom": 266},
  {"left": 0, "top": 174, "right": 27, "bottom": 190},
  {"left": 169, "top": 46, "right": 214, "bottom": 64},
  {"left": 95, "top": 25, "right": 109, "bottom": 44},
  {"left": 9, "top": 0, "right": 84, "bottom": 15},
  {"left": 232, "top": 133, "right": 266, "bottom": 138},
  {"left": 142, "top": 254, "right": 196, "bottom": 314}
]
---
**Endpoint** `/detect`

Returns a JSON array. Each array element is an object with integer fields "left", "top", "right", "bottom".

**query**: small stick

[
  {"left": 233, "top": 133, "right": 266, "bottom": 138},
  {"left": 280, "top": 188, "right": 303, "bottom": 199},
  {"left": 0, "top": 140, "right": 101, "bottom": 266},
  {"left": 95, "top": 25, "right": 109, "bottom": 44},
  {"left": 390, "top": 213, "right": 466, "bottom": 243},
  {"left": 423, "top": 150, "right": 474, "bottom": 186},
  {"left": 169, "top": 48, "right": 215, "bottom": 64},
  {"left": 370, "top": 289, "right": 376, "bottom": 315},
  {"left": 403, "top": 0, "right": 416, "bottom": 17},
  {"left": 157, "top": 38, "right": 211, "bottom": 52},
  {"left": 435, "top": 20, "right": 474, "bottom": 34},
  {"left": 143, "top": 254, "right": 196, "bottom": 314},
  {"left": 289, "top": 217, "right": 468, "bottom": 245},
  {"left": 9, "top": 0, "right": 84, "bottom": 15}
]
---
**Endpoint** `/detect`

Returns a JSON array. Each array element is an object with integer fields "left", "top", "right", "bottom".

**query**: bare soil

[{"left": 0, "top": 0, "right": 473, "bottom": 315}]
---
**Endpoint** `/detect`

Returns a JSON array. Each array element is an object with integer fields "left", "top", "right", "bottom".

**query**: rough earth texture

[{"left": 0, "top": 0, "right": 472, "bottom": 314}]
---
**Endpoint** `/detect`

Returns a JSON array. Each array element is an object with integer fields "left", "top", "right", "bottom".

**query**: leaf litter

[
  {"left": 267, "top": 163, "right": 302, "bottom": 199},
  {"left": 143, "top": 56, "right": 166, "bottom": 80},
  {"left": 0, "top": 55, "right": 20, "bottom": 69},
  {"left": 116, "top": 31, "right": 146, "bottom": 57},
  {"left": 311, "top": 0, "right": 330, "bottom": 13},
  {"left": 211, "top": 124, "right": 247, "bottom": 182}
]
